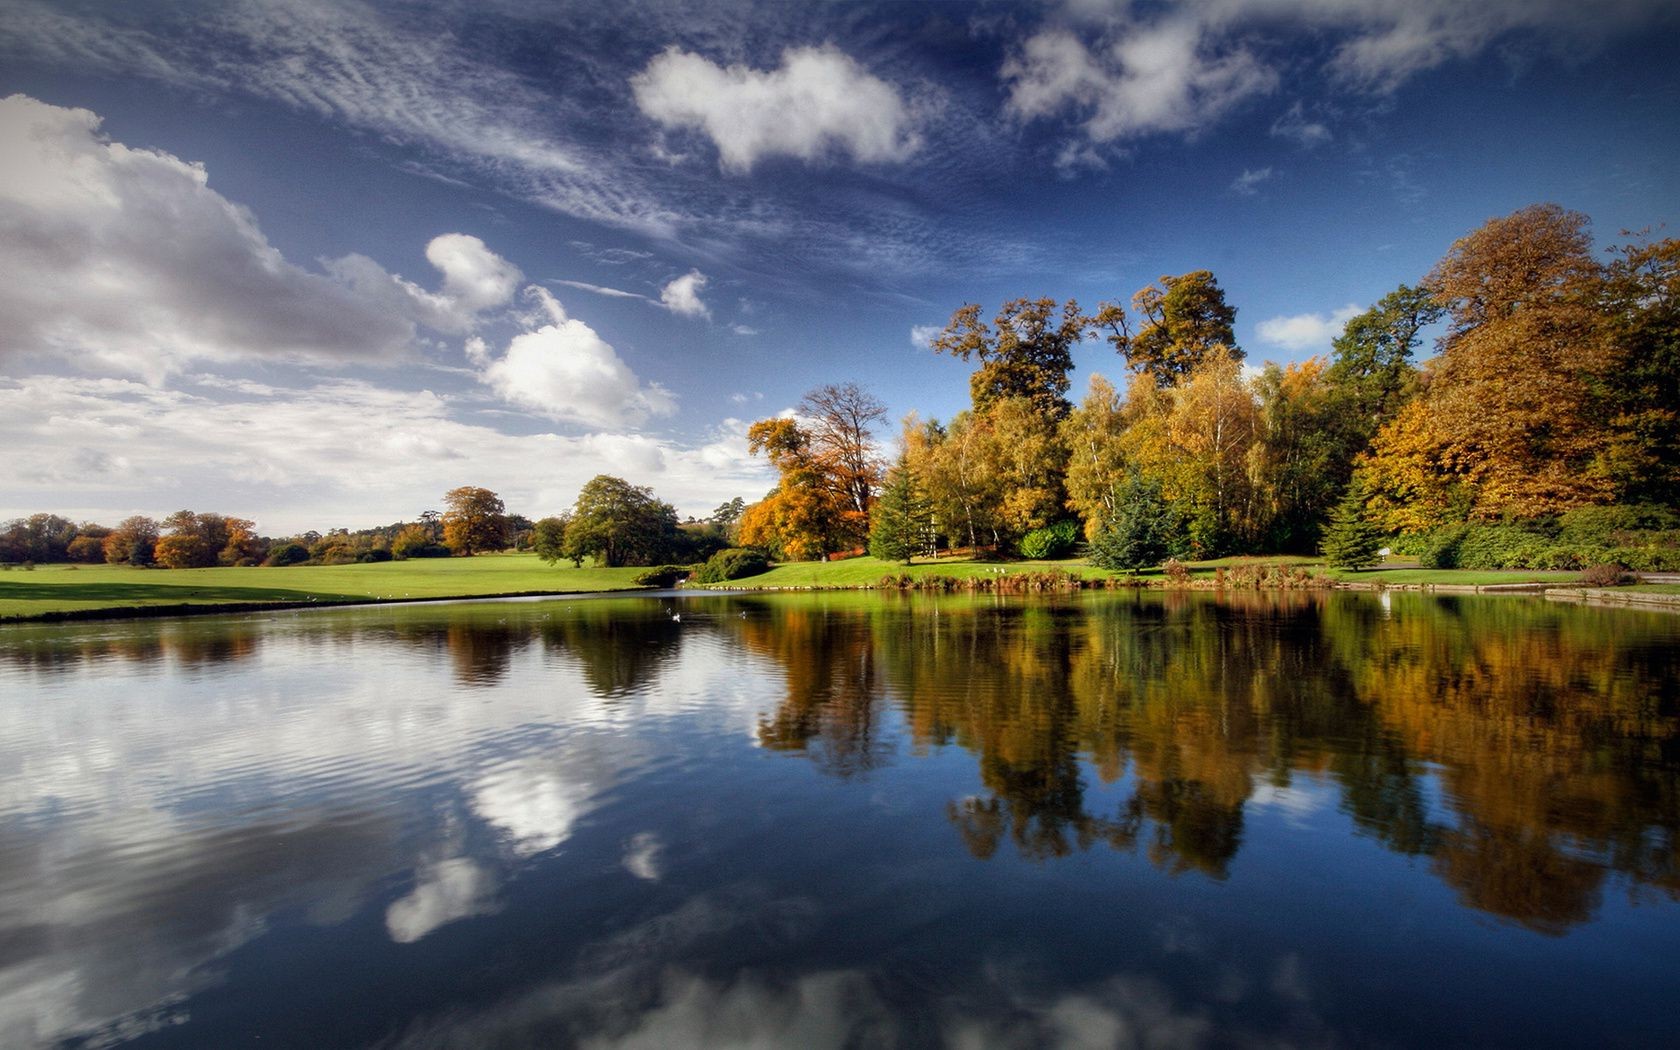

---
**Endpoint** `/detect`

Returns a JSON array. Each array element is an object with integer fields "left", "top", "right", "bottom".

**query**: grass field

[
  {"left": 0, "top": 549, "right": 1621, "bottom": 623},
  {"left": 0, "top": 555, "right": 647, "bottom": 620}
]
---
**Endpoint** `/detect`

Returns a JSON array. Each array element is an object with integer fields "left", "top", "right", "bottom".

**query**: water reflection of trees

[{"left": 747, "top": 592, "right": 1680, "bottom": 931}]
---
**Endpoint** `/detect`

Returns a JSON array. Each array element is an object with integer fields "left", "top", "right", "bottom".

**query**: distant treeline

[{"left": 5, "top": 204, "right": 1676, "bottom": 574}]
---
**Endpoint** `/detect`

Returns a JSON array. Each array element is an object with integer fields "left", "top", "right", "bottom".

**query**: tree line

[{"left": 4, "top": 203, "right": 1673, "bottom": 574}]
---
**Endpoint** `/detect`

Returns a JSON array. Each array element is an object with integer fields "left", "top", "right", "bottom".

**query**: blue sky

[{"left": 2, "top": 0, "right": 1677, "bottom": 532}]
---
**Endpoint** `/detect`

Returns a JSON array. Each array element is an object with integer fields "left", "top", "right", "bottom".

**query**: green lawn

[
  {"left": 0, "top": 549, "right": 1617, "bottom": 622},
  {"left": 0, "top": 554, "right": 648, "bottom": 620}
]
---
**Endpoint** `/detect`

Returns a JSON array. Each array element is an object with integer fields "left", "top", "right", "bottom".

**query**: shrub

[
  {"left": 632, "top": 565, "right": 690, "bottom": 587},
  {"left": 1581, "top": 562, "right": 1630, "bottom": 587},
  {"left": 356, "top": 548, "right": 393, "bottom": 563},
  {"left": 1418, "top": 525, "right": 1468, "bottom": 569},
  {"left": 691, "top": 547, "right": 770, "bottom": 584},
  {"left": 1018, "top": 520, "right": 1080, "bottom": 560},
  {"left": 266, "top": 542, "right": 309, "bottom": 567},
  {"left": 1162, "top": 557, "right": 1190, "bottom": 586},
  {"left": 1557, "top": 504, "right": 1680, "bottom": 545}
]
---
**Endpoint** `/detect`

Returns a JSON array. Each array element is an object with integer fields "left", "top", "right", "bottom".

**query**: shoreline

[{"left": 8, "top": 578, "right": 1677, "bottom": 627}]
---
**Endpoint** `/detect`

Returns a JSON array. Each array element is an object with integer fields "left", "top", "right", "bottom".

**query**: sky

[{"left": 1, "top": 0, "right": 1677, "bottom": 534}]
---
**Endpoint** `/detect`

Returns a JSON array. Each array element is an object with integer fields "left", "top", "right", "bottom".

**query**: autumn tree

[
  {"left": 800, "top": 382, "right": 888, "bottom": 528},
  {"left": 153, "top": 511, "right": 257, "bottom": 568},
  {"left": 1361, "top": 204, "right": 1611, "bottom": 526},
  {"left": 743, "top": 415, "right": 854, "bottom": 559},
  {"left": 931, "top": 297, "right": 1088, "bottom": 419},
  {"left": 565, "top": 475, "right": 680, "bottom": 567},
  {"left": 441, "top": 486, "right": 508, "bottom": 556},
  {"left": 1107, "top": 270, "right": 1239, "bottom": 387},
  {"left": 102, "top": 515, "right": 159, "bottom": 566},
  {"left": 1119, "top": 348, "right": 1260, "bottom": 556},
  {"left": 1060, "top": 374, "right": 1131, "bottom": 538}
]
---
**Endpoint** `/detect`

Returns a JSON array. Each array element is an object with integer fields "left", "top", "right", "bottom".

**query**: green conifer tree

[
  {"left": 1322, "top": 482, "right": 1383, "bottom": 570},
  {"left": 1089, "top": 472, "right": 1173, "bottom": 572},
  {"left": 868, "top": 455, "right": 929, "bottom": 565}
]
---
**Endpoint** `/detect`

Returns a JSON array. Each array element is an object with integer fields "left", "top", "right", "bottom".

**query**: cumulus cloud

[
  {"left": 0, "top": 94, "right": 413, "bottom": 378},
  {"left": 476, "top": 288, "right": 677, "bottom": 429},
  {"left": 1003, "top": 21, "right": 1276, "bottom": 143},
  {"left": 1256, "top": 303, "right": 1364, "bottom": 353},
  {"left": 1229, "top": 166, "right": 1275, "bottom": 196},
  {"left": 631, "top": 45, "right": 921, "bottom": 172},
  {"left": 660, "top": 270, "right": 711, "bottom": 319},
  {"left": 328, "top": 233, "right": 524, "bottom": 335},
  {"left": 385, "top": 858, "right": 499, "bottom": 943}
]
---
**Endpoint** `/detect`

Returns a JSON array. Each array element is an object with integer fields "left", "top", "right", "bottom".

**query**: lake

[{"left": 0, "top": 590, "right": 1676, "bottom": 1048}]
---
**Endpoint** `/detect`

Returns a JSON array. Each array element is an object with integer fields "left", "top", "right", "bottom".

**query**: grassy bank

[
  {"left": 0, "top": 555, "right": 648, "bottom": 621},
  {"left": 0, "top": 550, "right": 1629, "bottom": 624}
]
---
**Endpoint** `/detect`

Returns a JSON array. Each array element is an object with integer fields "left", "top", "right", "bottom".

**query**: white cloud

[
  {"left": 731, "top": 324, "right": 760, "bottom": 337},
  {"left": 0, "top": 94, "right": 413, "bottom": 379},
  {"left": 477, "top": 288, "right": 677, "bottom": 429},
  {"left": 385, "top": 858, "right": 499, "bottom": 943},
  {"left": 1003, "top": 21, "right": 1277, "bottom": 143},
  {"left": 1004, "top": 0, "right": 1672, "bottom": 146},
  {"left": 1256, "top": 303, "right": 1365, "bottom": 353},
  {"left": 1270, "top": 101, "right": 1332, "bottom": 148},
  {"left": 0, "top": 1, "right": 681, "bottom": 235},
  {"left": 909, "top": 324, "right": 941, "bottom": 349},
  {"left": 622, "top": 833, "right": 664, "bottom": 881},
  {"left": 327, "top": 233, "right": 524, "bottom": 335},
  {"left": 548, "top": 279, "right": 649, "bottom": 301},
  {"left": 472, "top": 760, "right": 589, "bottom": 858},
  {"left": 1229, "top": 166, "right": 1275, "bottom": 196},
  {"left": 660, "top": 271, "right": 711, "bottom": 319},
  {"left": 0, "top": 374, "right": 772, "bottom": 533},
  {"left": 631, "top": 45, "right": 922, "bottom": 172}
]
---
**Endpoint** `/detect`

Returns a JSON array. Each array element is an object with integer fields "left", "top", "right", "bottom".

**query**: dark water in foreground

[{"left": 0, "top": 591, "right": 1677, "bottom": 1048}]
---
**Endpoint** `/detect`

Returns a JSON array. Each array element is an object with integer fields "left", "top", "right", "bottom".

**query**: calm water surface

[{"left": 0, "top": 591, "right": 1676, "bottom": 1048}]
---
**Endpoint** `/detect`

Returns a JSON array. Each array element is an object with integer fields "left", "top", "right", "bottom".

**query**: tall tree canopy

[
  {"left": 565, "top": 475, "right": 679, "bottom": 567},
  {"left": 1362, "top": 204, "right": 1612, "bottom": 525},
  {"left": 931, "top": 297, "right": 1087, "bottom": 419},
  {"left": 1108, "top": 270, "right": 1239, "bottom": 387}
]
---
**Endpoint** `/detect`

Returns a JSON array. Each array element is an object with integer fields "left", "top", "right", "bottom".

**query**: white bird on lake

[{"left": 672, "top": 612, "right": 682, "bottom": 622}]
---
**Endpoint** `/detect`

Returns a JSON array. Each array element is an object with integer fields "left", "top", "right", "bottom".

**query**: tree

[
  {"left": 1108, "top": 271, "right": 1239, "bottom": 387},
  {"left": 1361, "top": 204, "right": 1611, "bottom": 525},
  {"left": 800, "top": 382, "right": 888, "bottom": 529},
  {"left": 1088, "top": 472, "right": 1173, "bottom": 572},
  {"left": 532, "top": 515, "right": 578, "bottom": 566},
  {"left": 565, "top": 475, "right": 680, "bottom": 567},
  {"left": 1060, "top": 374, "right": 1131, "bottom": 538},
  {"left": 103, "top": 515, "right": 159, "bottom": 566},
  {"left": 709, "top": 498, "right": 746, "bottom": 529},
  {"left": 868, "top": 452, "right": 931, "bottom": 564},
  {"left": 1592, "top": 232, "right": 1680, "bottom": 505},
  {"left": 1251, "top": 360, "right": 1344, "bottom": 552},
  {"left": 1325, "top": 283, "right": 1440, "bottom": 447},
  {"left": 931, "top": 297, "right": 1088, "bottom": 419},
  {"left": 1322, "top": 483, "right": 1382, "bottom": 570},
  {"left": 441, "top": 487, "right": 508, "bottom": 556},
  {"left": 744, "top": 416, "right": 854, "bottom": 559}
]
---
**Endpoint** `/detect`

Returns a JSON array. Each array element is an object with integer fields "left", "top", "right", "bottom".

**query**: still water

[{"left": 0, "top": 590, "right": 1676, "bottom": 1048}]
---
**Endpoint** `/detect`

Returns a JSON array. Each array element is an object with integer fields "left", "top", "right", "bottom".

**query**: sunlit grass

[{"left": 0, "top": 554, "right": 647, "bottom": 620}]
